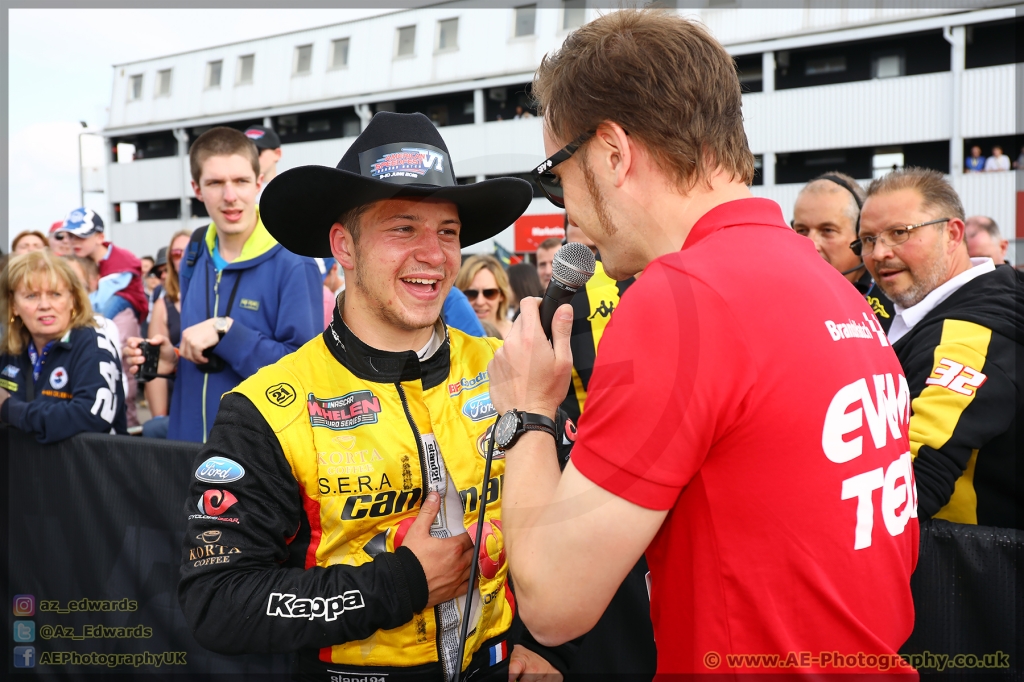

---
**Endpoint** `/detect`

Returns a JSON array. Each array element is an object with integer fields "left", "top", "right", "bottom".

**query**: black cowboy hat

[{"left": 260, "top": 111, "right": 534, "bottom": 257}]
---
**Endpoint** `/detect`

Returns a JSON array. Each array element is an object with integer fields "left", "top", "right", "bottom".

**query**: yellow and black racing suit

[{"left": 178, "top": 306, "right": 571, "bottom": 680}]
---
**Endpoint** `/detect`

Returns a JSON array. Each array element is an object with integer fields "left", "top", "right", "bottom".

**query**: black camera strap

[{"left": 205, "top": 269, "right": 245, "bottom": 321}]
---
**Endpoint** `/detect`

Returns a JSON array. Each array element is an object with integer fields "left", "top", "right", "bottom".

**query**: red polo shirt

[{"left": 572, "top": 198, "right": 918, "bottom": 675}]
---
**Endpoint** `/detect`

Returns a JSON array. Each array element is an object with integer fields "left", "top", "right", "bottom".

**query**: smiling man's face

[{"left": 337, "top": 197, "right": 462, "bottom": 334}]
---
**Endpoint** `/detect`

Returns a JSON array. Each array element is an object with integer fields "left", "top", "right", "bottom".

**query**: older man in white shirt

[{"left": 859, "top": 167, "right": 1022, "bottom": 530}]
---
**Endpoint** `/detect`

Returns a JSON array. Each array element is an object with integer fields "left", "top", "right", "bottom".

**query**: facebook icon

[{"left": 13, "top": 645, "right": 36, "bottom": 668}]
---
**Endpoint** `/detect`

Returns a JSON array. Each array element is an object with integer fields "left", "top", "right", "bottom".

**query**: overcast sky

[{"left": 8, "top": 7, "right": 399, "bottom": 249}]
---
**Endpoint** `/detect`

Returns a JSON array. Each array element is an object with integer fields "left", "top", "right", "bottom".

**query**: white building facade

[{"left": 102, "top": 1, "right": 1022, "bottom": 261}]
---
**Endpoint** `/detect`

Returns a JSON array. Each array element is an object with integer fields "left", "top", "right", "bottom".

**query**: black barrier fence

[
  {"left": 4, "top": 429, "right": 291, "bottom": 679},
  {"left": 4, "top": 428, "right": 1022, "bottom": 678}
]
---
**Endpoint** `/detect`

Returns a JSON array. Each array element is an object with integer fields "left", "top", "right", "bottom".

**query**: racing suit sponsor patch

[
  {"left": 265, "top": 591, "right": 365, "bottom": 621},
  {"left": 308, "top": 390, "right": 381, "bottom": 430}
]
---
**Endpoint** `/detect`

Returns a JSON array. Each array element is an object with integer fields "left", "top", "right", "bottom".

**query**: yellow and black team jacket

[
  {"left": 854, "top": 269, "right": 897, "bottom": 333},
  {"left": 895, "top": 265, "right": 1024, "bottom": 530},
  {"left": 560, "top": 260, "right": 635, "bottom": 422},
  {"left": 179, "top": 306, "right": 571, "bottom": 681}
]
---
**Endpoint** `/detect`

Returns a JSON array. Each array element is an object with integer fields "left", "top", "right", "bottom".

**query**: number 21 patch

[{"left": 925, "top": 358, "right": 987, "bottom": 396}]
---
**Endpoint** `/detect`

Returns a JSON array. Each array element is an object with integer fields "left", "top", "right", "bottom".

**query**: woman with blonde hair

[
  {"left": 140, "top": 229, "right": 191, "bottom": 437},
  {"left": 0, "top": 250, "right": 127, "bottom": 442},
  {"left": 455, "top": 254, "right": 513, "bottom": 339}
]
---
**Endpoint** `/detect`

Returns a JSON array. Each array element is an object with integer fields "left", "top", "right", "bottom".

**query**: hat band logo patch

[{"left": 371, "top": 147, "right": 445, "bottom": 179}]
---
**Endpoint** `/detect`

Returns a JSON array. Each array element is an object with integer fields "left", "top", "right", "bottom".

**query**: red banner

[{"left": 514, "top": 213, "right": 565, "bottom": 252}]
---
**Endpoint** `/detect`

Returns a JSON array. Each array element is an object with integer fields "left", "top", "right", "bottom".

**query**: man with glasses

[
  {"left": 859, "top": 167, "right": 1022, "bottom": 530},
  {"left": 493, "top": 9, "right": 918, "bottom": 676}
]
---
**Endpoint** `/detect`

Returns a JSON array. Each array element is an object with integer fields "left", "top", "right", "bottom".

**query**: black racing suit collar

[{"left": 322, "top": 294, "right": 451, "bottom": 390}]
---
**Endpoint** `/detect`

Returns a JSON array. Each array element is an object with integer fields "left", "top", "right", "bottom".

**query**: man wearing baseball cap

[
  {"left": 57, "top": 207, "right": 148, "bottom": 426},
  {"left": 244, "top": 125, "right": 282, "bottom": 200},
  {"left": 177, "top": 112, "right": 573, "bottom": 681}
]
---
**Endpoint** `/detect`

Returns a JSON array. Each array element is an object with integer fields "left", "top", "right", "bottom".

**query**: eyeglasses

[
  {"left": 851, "top": 218, "right": 950, "bottom": 257},
  {"left": 464, "top": 288, "right": 500, "bottom": 301},
  {"left": 52, "top": 233, "right": 65, "bottom": 241},
  {"left": 170, "top": 249, "right": 184, "bottom": 260},
  {"left": 531, "top": 130, "right": 596, "bottom": 208}
]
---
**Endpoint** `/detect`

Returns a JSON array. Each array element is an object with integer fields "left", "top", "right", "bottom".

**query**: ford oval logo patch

[
  {"left": 195, "top": 457, "right": 245, "bottom": 484},
  {"left": 463, "top": 392, "right": 496, "bottom": 422}
]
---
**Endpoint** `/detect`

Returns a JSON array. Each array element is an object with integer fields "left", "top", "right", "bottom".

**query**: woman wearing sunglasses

[
  {"left": 141, "top": 229, "right": 190, "bottom": 437},
  {"left": 455, "top": 254, "right": 513, "bottom": 339}
]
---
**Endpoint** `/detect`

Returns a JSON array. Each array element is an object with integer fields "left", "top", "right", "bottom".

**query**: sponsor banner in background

[{"left": 514, "top": 213, "right": 565, "bottom": 252}]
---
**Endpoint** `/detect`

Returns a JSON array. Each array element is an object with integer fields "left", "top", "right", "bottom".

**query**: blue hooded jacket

[{"left": 168, "top": 214, "right": 321, "bottom": 442}]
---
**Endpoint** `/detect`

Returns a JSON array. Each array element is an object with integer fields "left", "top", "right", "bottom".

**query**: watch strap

[{"left": 520, "top": 412, "right": 556, "bottom": 438}]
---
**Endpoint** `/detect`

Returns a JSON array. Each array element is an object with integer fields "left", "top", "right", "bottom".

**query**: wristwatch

[
  {"left": 494, "top": 410, "right": 557, "bottom": 452},
  {"left": 213, "top": 317, "right": 229, "bottom": 339}
]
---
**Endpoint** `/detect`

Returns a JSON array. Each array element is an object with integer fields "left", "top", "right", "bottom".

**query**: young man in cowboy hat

[{"left": 176, "top": 112, "right": 572, "bottom": 681}]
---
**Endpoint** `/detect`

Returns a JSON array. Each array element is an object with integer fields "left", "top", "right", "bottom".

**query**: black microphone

[{"left": 540, "top": 242, "right": 596, "bottom": 340}]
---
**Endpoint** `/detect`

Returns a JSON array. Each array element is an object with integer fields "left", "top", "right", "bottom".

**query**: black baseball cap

[{"left": 244, "top": 125, "right": 281, "bottom": 150}]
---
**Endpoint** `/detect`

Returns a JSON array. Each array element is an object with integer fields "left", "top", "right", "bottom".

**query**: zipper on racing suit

[{"left": 397, "top": 382, "right": 453, "bottom": 682}]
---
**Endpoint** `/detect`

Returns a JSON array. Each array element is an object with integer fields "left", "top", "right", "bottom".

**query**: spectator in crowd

[
  {"left": 140, "top": 255, "right": 156, "bottom": 293},
  {"left": 565, "top": 219, "right": 598, "bottom": 256},
  {"left": 11, "top": 230, "right": 48, "bottom": 255},
  {"left": 56, "top": 207, "right": 146, "bottom": 427},
  {"left": 48, "top": 221, "right": 73, "bottom": 257},
  {"left": 140, "top": 230, "right": 190, "bottom": 438},
  {"left": 507, "top": 262, "right": 544, "bottom": 320},
  {"left": 65, "top": 254, "right": 130, "bottom": 402},
  {"left": 1014, "top": 145, "right": 1024, "bottom": 170},
  {"left": 244, "top": 125, "right": 282, "bottom": 201},
  {"left": 792, "top": 172, "right": 896, "bottom": 330},
  {"left": 456, "top": 254, "right": 513, "bottom": 338},
  {"left": 494, "top": 9, "right": 917, "bottom": 675},
  {"left": 984, "top": 145, "right": 1010, "bottom": 172},
  {"left": 515, "top": 105, "right": 534, "bottom": 119},
  {"left": 0, "top": 250, "right": 127, "bottom": 443},
  {"left": 965, "top": 145, "right": 985, "bottom": 172},
  {"left": 123, "top": 127, "right": 321, "bottom": 443},
  {"left": 442, "top": 286, "right": 486, "bottom": 336},
  {"left": 859, "top": 167, "right": 1022, "bottom": 529},
  {"left": 965, "top": 216, "right": 1008, "bottom": 266},
  {"left": 314, "top": 258, "right": 337, "bottom": 328},
  {"left": 178, "top": 110, "right": 565, "bottom": 681},
  {"left": 536, "top": 236, "right": 561, "bottom": 288}
]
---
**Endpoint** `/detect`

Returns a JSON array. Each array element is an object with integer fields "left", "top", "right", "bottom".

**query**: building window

[
  {"left": 805, "top": 56, "right": 846, "bottom": 76},
  {"left": 396, "top": 25, "right": 416, "bottom": 57},
  {"left": 872, "top": 53, "right": 905, "bottom": 79},
  {"left": 206, "top": 60, "right": 222, "bottom": 88},
  {"left": 294, "top": 44, "right": 313, "bottom": 75},
  {"left": 872, "top": 151, "right": 904, "bottom": 179},
  {"left": 330, "top": 38, "right": 350, "bottom": 69},
  {"left": 438, "top": 18, "right": 459, "bottom": 51},
  {"left": 515, "top": 5, "right": 537, "bottom": 37},
  {"left": 128, "top": 74, "right": 143, "bottom": 101},
  {"left": 237, "top": 54, "right": 255, "bottom": 85},
  {"left": 156, "top": 69, "right": 172, "bottom": 97},
  {"left": 563, "top": 0, "right": 586, "bottom": 30}
]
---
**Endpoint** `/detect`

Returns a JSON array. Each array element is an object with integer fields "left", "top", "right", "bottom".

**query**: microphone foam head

[{"left": 553, "top": 242, "right": 597, "bottom": 289}]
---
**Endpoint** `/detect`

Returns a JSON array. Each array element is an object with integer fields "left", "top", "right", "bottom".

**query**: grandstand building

[{"left": 102, "top": 1, "right": 1022, "bottom": 261}]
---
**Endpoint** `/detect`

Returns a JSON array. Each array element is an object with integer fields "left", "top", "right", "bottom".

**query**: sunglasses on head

[{"left": 464, "top": 288, "right": 500, "bottom": 301}]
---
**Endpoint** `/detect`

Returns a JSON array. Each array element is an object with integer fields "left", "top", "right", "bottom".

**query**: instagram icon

[{"left": 13, "top": 595, "right": 35, "bottom": 617}]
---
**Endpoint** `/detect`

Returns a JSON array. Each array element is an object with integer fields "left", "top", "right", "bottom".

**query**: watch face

[{"left": 495, "top": 411, "right": 519, "bottom": 449}]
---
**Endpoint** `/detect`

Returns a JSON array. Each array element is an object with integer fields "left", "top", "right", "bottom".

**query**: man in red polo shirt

[{"left": 489, "top": 10, "right": 918, "bottom": 676}]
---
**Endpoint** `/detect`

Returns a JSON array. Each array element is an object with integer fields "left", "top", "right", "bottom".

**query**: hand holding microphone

[
  {"left": 488, "top": 243, "right": 596, "bottom": 419},
  {"left": 539, "top": 242, "right": 596, "bottom": 341}
]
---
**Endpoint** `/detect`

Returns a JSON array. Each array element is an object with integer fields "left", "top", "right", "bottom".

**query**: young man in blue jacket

[{"left": 125, "top": 127, "right": 321, "bottom": 442}]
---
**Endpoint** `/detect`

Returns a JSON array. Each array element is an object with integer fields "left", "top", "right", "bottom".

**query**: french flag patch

[{"left": 488, "top": 641, "right": 508, "bottom": 665}]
